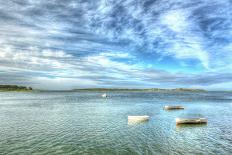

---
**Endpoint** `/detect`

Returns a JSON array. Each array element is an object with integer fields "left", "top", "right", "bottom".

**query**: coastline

[
  {"left": 72, "top": 88, "right": 206, "bottom": 92},
  {"left": 0, "top": 90, "right": 33, "bottom": 92},
  {"left": 1, "top": 85, "right": 231, "bottom": 93}
]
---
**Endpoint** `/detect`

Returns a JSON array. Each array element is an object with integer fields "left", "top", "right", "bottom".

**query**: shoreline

[
  {"left": 0, "top": 85, "right": 231, "bottom": 92},
  {"left": 1, "top": 89, "right": 232, "bottom": 93}
]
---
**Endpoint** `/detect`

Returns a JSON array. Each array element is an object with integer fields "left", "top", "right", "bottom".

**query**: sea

[{"left": 0, "top": 91, "right": 232, "bottom": 155}]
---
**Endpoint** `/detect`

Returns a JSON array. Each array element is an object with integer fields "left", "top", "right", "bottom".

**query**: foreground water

[{"left": 0, "top": 91, "right": 232, "bottom": 155}]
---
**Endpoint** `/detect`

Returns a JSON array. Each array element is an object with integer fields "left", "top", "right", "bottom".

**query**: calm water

[{"left": 0, "top": 91, "right": 232, "bottom": 155}]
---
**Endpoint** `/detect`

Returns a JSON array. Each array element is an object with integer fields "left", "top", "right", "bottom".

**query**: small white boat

[
  {"left": 128, "top": 115, "right": 149, "bottom": 123},
  {"left": 176, "top": 118, "right": 207, "bottom": 125},
  {"left": 164, "top": 105, "right": 184, "bottom": 110},
  {"left": 102, "top": 93, "right": 107, "bottom": 98}
]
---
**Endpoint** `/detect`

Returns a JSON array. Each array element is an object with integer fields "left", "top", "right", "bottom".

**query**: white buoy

[
  {"left": 128, "top": 115, "right": 149, "bottom": 123},
  {"left": 102, "top": 93, "right": 107, "bottom": 98}
]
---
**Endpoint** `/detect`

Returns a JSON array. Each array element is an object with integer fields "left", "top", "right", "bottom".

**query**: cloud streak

[{"left": 0, "top": 0, "right": 232, "bottom": 90}]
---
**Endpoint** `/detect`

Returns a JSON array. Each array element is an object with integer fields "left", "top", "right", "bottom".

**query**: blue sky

[{"left": 0, "top": 0, "right": 232, "bottom": 90}]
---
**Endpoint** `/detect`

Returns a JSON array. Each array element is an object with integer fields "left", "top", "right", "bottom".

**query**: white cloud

[
  {"left": 161, "top": 10, "right": 189, "bottom": 33},
  {"left": 0, "top": 47, "right": 231, "bottom": 90},
  {"left": 170, "top": 40, "right": 209, "bottom": 68},
  {"left": 0, "top": 0, "right": 232, "bottom": 89},
  {"left": 85, "top": 53, "right": 135, "bottom": 72},
  {"left": 99, "top": 52, "right": 133, "bottom": 58},
  {"left": 159, "top": 9, "right": 210, "bottom": 68},
  {"left": 32, "top": 77, "right": 99, "bottom": 90},
  {"left": 0, "top": 46, "right": 73, "bottom": 70},
  {"left": 41, "top": 49, "right": 72, "bottom": 58}
]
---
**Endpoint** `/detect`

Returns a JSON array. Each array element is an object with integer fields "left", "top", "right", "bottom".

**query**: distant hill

[
  {"left": 73, "top": 88, "right": 206, "bottom": 92},
  {"left": 0, "top": 85, "right": 33, "bottom": 92},
  {"left": 0, "top": 85, "right": 206, "bottom": 92}
]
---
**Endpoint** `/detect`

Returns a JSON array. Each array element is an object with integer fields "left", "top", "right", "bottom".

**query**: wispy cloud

[{"left": 0, "top": 0, "right": 232, "bottom": 89}]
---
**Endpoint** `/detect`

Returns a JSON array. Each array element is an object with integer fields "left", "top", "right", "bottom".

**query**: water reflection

[
  {"left": 127, "top": 120, "right": 149, "bottom": 125},
  {"left": 176, "top": 124, "right": 208, "bottom": 131}
]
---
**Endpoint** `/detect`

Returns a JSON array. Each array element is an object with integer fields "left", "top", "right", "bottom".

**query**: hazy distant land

[
  {"left": 0, "top": 85, "right": 209, "bottom": 92},
  {"left": 73, "top": 88, "right": 206, "bottom": 92}
]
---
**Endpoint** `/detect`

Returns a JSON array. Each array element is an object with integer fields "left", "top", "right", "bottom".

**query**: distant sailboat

[{"left": 102, "top": 93, "right": 107, "bottom": 98}]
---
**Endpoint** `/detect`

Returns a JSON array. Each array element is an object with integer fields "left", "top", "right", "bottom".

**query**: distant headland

[
  {"left": 0, "top": 85, "right": 208, "bottom": 92},
  {"left": 73, "top": 88, "right": 206, "bottom": 92}
]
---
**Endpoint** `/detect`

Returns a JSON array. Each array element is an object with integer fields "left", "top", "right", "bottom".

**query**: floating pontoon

[
  {"left": 128, "top": 115, "right": 149, "bottom": 123},
  {"left": 164, "top": 105, "right": 184, "bottom": 110},
  {"left": 176, "top": 118, "right": 207, "bottom": 125}
]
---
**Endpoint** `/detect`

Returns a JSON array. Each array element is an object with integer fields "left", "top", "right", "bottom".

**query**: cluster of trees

[{"left": 0, "top": 85, "right": 33, "bottom": 91}]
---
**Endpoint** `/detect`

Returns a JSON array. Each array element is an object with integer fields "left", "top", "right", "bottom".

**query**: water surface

[{"left": 0, "top": 91, "right": 232, "bottom": 155}]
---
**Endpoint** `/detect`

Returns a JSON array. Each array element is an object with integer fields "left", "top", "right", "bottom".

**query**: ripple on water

[{"left": 0, "top": 91, "right": 232, "bottom": 154}]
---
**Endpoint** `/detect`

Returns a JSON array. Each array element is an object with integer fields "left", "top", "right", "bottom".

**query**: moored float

[
  {"left": 128, "top": 115, "right": 149, "bottom": 123},
  {"left": 176, "top": 118, "right": 207, "bottom": 125},
  {"left": 164, "top": 105, "right": 184, "bottom": 110}
]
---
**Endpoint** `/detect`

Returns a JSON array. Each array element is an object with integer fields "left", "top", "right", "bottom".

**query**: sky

[{"left": 0, "top": 0, "right": 232, "bottom": 90}]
